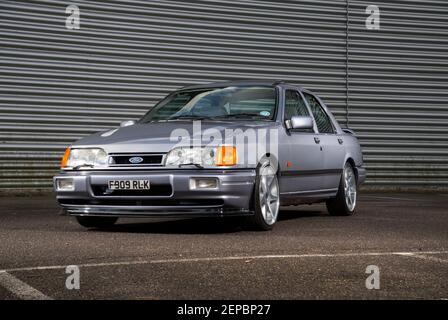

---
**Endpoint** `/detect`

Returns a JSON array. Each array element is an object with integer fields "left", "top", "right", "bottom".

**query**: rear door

[{"left": 303, "top": 92, "right": 345, "bottom": 191}]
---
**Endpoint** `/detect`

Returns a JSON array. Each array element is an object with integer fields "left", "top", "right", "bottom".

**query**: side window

[
  {"left": 303, "top": 93, "right": 334, "bottom": 134},
  {"left": 284, "top": 90, "right": 310, "bottom": 120}
]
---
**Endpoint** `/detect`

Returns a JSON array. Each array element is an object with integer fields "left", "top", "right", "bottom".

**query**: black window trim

[
  {"left": 282, "top": 88, "right": 318, "bottom": 134},
  {"left": 301, "top": 90, "right": 337, "bottom": 135},
  {"left": 283, "top": 89, "right": 311, "bottom": 119}
]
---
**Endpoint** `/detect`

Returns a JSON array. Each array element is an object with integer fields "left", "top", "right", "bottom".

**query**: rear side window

[
  {"left": 284, "top": 90, "right": 310, "bottom": 120},
  {"left": 303, "top": 93, "right": 335, "bottom": 134}
]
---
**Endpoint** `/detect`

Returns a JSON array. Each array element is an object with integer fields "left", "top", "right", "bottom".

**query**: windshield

[{"left": 140, "top": 86, "right": 277, "bottom": 122}]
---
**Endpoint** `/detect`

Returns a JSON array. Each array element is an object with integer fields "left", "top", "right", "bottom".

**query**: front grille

[
  {"left": 91, "top": 184, "right": 172, "bottom": 197},
  {"left": 109, "top": 154, "right": 163, "bottom": 166}
]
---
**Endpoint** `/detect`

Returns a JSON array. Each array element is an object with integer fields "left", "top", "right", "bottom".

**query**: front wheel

[
  {"left": 326, "top": 162, "right": 357, "bottom": 216},
  {"left": 75, "top": 216, "right": 118, "bottom": 229},
  {"left": 249, "top": 160, "right": 280, "bottom": 230}
]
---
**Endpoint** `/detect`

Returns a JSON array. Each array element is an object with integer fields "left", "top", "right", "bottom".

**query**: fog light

[
  {"left": 189, "top": 178, "right": 218, "bottom": 190},
  {"left": 56, "top": 178, "right": 74, "bottom": 191}
]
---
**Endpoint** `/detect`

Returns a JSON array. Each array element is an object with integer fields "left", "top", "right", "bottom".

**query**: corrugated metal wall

[
  {"left": 349, "top": 0, "right": 448, "bottom": 188},
  {"left": 0, "top": 0, "right": 447, "bottom": 191}
]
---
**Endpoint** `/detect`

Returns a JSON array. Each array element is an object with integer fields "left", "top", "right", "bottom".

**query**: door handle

[
  {"left": 338, "top": 138, "right": 343, "bottom": 145},
  {"left": 314, "top": 137, "right": 320, "bottom": 144}
]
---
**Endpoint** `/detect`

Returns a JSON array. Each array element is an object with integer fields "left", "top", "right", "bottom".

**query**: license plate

[{"left": 108, "top": 180, "right": 150, "bottom": 190}]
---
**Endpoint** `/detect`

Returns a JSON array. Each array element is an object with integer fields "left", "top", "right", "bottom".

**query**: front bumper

[{"left": 54, "top": 169, "right": 256, "bottom": 218}]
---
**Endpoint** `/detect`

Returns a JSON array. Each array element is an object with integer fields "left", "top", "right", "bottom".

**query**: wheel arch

[
  {"left": 344, "top": 157, "right": 358, "bottom": 182},
  {"left": 258, "top": 152, "right": 280, "bottom": 176}
]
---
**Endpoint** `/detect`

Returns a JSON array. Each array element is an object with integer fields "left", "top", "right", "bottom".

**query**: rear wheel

[
  {"left": 326, "top": 162, "right": 357, "bottom": 216},
  {"left": 75, "top": 216, "right": 118, "bottom": 228},
  {"left": 249, "top": 160, "right": 280, "bottom": 230}
]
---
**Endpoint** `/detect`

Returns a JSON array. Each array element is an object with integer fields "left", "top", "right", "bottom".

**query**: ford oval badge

[{"left": 129, "top": 156, "right": 144, "bottom": 164}]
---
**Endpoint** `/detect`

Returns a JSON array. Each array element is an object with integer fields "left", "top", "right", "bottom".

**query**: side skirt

[{"left": 280, "top": 188, "right": 338, "bottom": 205}]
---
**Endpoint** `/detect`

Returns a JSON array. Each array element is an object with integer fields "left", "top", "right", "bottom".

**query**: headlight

[
  {"left": 60, "top": 147, "right": 108, "bottom": 169},
  {"left": 165, "top": 146, "right": 237, "bottom": 167}
]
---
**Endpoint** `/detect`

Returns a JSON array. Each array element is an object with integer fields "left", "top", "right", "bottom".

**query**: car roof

[{"left": 179, "top": 80, "right": 304, "bottom": 91}]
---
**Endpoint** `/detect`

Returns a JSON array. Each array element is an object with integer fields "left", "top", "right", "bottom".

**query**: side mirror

[
  {"left": 287, "top": 116, "right": 314, "bottom": 130},
  {"left": 120, "top": 120, "right": 136, "bottom": 127}
]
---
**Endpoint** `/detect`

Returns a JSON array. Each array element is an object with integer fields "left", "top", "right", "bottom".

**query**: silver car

[{"left": 54, "top": 81, "right": 365, "bottom": 230}]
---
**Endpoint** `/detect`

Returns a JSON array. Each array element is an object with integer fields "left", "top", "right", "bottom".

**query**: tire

[
  {"left": 326, "top": 162, "right": 357, "bottom": 216},
  {"left": 249, "top": 159, "right": 280, "bottom": 230},
  {"left": 75, "top": 216, "right": 118, "bottom": 228}
]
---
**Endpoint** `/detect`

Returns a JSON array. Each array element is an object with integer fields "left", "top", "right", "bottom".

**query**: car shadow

[
  {"left": 90, "top": 207, "right": 326, "bottom": 235},
  {"left": 278, "top": 207, "right": 327, "bottom": 222}
]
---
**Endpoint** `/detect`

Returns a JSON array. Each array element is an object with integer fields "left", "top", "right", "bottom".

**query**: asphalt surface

[{"left": 0, "top": 193, "right": 447, "bottom": 300}]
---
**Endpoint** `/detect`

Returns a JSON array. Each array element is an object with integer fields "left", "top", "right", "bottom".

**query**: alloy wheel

[
  {"left": 343, "top": 164, "right": 357, "bottom": 211},
  {"left": 258, "top": 163, "right": 280, "bottom": 225}
]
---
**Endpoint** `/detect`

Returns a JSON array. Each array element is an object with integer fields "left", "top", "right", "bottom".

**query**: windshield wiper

[
  {"left": 214, "top": 113, "right": 267, "bottom": 120},
  {"left": 144, "top": 114, "right": 269, "bottom": 123},
  {"left": 142, "top": 116, "right": 212, "bottom": 123},
  {"left": 166, "top": 115, "right": 214, "bottom": 121}
]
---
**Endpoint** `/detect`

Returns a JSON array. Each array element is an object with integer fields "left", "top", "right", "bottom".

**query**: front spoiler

[{"left": 62, "top": 205, "right": 253, "bottom": 218}]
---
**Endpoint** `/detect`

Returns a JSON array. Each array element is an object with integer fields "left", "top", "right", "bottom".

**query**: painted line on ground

[
  {"left": 0, "top": 271, "right": 52, "bottom": 300},
  {"left": 2, "top": 260, "right": 150, "bottom": 273},
  {"left": 361, "top": 195, "right": 433, "bottom": 202},
  {"left": 396, "top": 253, "right": 448, "bottom": 263},
  {"left": 148, "top": 251, "right": 448, "bottom": 264},
  {"left": 2, "top": 250, "right": 448, "bottom": 274}
]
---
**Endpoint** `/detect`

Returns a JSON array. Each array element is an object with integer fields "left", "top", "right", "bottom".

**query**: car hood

[{"left": 72, "top": 120, "right": 280, "bottom": 153}]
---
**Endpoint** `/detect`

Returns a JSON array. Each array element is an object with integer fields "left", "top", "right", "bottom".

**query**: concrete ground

[{"left": 0, "top": 193, "right": 447, "bottom": 300}]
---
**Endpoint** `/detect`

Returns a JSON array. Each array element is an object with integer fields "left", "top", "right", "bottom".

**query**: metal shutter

[
  {"left": 0, "top": 0, "right": 446, "bottom": 191},
  {"left": 349, "top": 0, "right": 448, "bottom": 189}
]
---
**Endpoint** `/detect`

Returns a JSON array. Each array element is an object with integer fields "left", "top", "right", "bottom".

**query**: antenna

[{"left": 273, "top": 80, "right": 286, "bottom": 85}]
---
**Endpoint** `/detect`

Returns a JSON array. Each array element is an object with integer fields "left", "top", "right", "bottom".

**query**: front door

[
  {"left": 280, "top": 89, "right": 325, "bottom": 195},
  {"left": 303, "top": 92, "right": 346, "bottom": 191}
]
